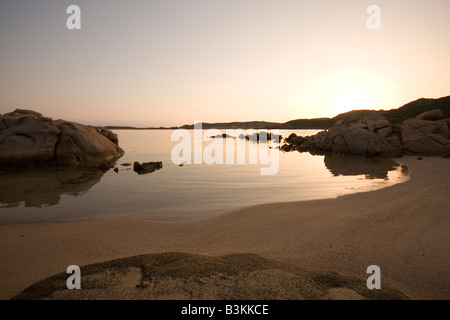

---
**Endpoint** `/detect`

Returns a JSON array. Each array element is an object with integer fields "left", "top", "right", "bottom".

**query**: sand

[{"left": 0, "top": 156, "right": 449, "bottom": 300}]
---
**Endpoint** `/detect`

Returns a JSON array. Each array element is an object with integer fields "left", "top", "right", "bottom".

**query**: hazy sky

[{"left": 1, "top": 0, "right": 449, "bottom": 127}]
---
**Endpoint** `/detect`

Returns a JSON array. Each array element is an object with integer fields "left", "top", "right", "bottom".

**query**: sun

[
  {"left": 290, "top": 64, "right": 396, "bottom": 119},
  {"left": 334, "top": 90, "right": 371, "bottom": 115}
]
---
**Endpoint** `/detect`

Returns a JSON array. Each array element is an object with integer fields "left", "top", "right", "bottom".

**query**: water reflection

[
  {"left": 323, "top": 155, "right": 405, "bottom": 180},
  {"left": 0, "top": 167, "right": 105, "bottom": 208}
]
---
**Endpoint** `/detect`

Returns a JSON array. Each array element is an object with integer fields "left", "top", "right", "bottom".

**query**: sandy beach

[{"left": 0, "top": 156, "right": 449, "bottom": 300}]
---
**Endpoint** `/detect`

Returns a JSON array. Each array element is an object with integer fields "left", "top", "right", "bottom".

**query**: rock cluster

[
  {"left": 0, "top": 109, "right": 124, "bottom": 168},
  {"left": 238, "top": 132, "right": 283, "bottom": 143},
  {"left": 402, "top": 110, "right": 450, "bottom": 156},
  {"left": 282, "top": 109, "right": 450, "bottom": 157}
]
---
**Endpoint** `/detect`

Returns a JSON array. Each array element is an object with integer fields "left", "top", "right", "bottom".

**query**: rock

[
  {"left": 285, "top": 133, "right": 298, "bottom": 144},
  {"left": 329, "top": 119, "right": 400, "bottom": 157},
  {"left": 279, "top": 110, "right": 450, "bottom": 158},
  {"left": 375, "top": 119, "right": 391, "bottom": 129},
  {"left": 0, "top": 109, "right": 124, "bottom": 168},
  {"left": 113, "top": 167, "right": 119, "bottom": 173},
  {"left": 239, "top": 132, "right": 282, "bottom": 143},
  {"left": 376, "top": 126, "right": 392, "bottom": 138},
  {"left": 2, "top": 109, "right": 43, "bottom": 127},
  {"left": 55, "top": 121, "right": 124, "bottom": 166},
  {"left": 392, "top": 124, "right": 402, "bottom": 135},
  {"left": 97, "top": 128, "right": 119, "bottom": 145},
  {"left": 344, "top": 128, "right": 384, "bottom": 156},
  {"left": 351, "top": 122, "right": 368, "bottom": 129},
  {"left": 283, "top": 117, "right": 402, "bottom": 157},
  {"left": 133, "top": 161, "right": 163, "bottom": 175},
  {"left": 121, "top": 163, "right": 132, "bottom": 166},
  {"left": 367, "top": 120, "right": 376, "bottom": 133},
  {"left": 0, "top": 115, "right": 7, "bottom": 132},
  {"left": 285, "top": 133, "right": 305, "bottom": 146},
  {"left": 403, "top": 134, "right": 450, "bottom": 155},
  {"left": 416, "top": 109, "right": 444, "bottom": 121},
  {"left": 438, "top": 118, "right": 450, "bottom": 126},
  {"left": 402, "top": 119, "right": 449, "bottom": 142},
  {"left": 384, "top": 135, "right": 402, "bottom": 149},
  {"left": 210, "top": 133, "right": 234, "bottom": 139},
  {"left": 439, "top": 125, "right": 450, "bottom": 138},
  {"left": 0, "top": 114, "right": 61, "bottom": 167},
  {"left": 280, "top": 144, "right": 292, "bottom": 152},
  {"left": 330, "top": 135, "right": 348, "bottom": 155},
  {"left": 99, "top": 163, "right": 115, "bottom": 172}
]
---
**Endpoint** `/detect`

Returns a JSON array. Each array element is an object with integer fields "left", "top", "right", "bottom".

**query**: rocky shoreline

[
  {"left": 2, "top": 107, "right": 449, "bottom": 172},
  {"left": 281, "top": 109, "right": 450, "bottom": 158}
]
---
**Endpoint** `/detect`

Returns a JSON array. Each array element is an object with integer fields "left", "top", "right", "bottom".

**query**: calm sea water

[{"left": 0, "top": 129, "right": 408, "bottom": 224}]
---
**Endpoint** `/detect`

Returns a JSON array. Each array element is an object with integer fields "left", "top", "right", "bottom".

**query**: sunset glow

[{"left": 0, "top": 0, "right": 449, "bottom": 126}]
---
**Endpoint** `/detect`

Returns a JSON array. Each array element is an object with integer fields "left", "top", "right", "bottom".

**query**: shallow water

[{"left": 0, "top": 130, "right": 408, "bottom": 224}]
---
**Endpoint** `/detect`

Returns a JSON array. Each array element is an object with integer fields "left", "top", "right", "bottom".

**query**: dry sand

[{"left": 0, "top": 156, "right": 449, "bottom": 300}]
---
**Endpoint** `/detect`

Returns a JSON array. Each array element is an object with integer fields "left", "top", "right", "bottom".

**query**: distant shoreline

[
  {"left": 101, "top": 95, "right": 450, "bottom": 130},
  {"left": 103, "top": 126, "right": 326, "bottom": 130}
]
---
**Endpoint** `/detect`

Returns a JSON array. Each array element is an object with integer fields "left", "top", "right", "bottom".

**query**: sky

[{"left": 0, "top": 0, "right": 449, "bottom": 127}]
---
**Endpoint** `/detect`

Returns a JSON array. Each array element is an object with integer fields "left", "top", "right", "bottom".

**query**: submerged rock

[
  {"left": 210, "top": 133, "right": 234, "bottom": 139},
  {"left": 0, "top": 109, "right": 124, "bottom": 168},
  {"left": 133, "top": 161, "right": 163, "bottom": 175},
  {"left": 239, "top": 132, "right": 283, "bottom": 143}
]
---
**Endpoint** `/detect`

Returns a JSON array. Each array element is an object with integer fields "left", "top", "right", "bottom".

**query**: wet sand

[{"left": 0, "top": 156, "right": 449, "bottom": 300}]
